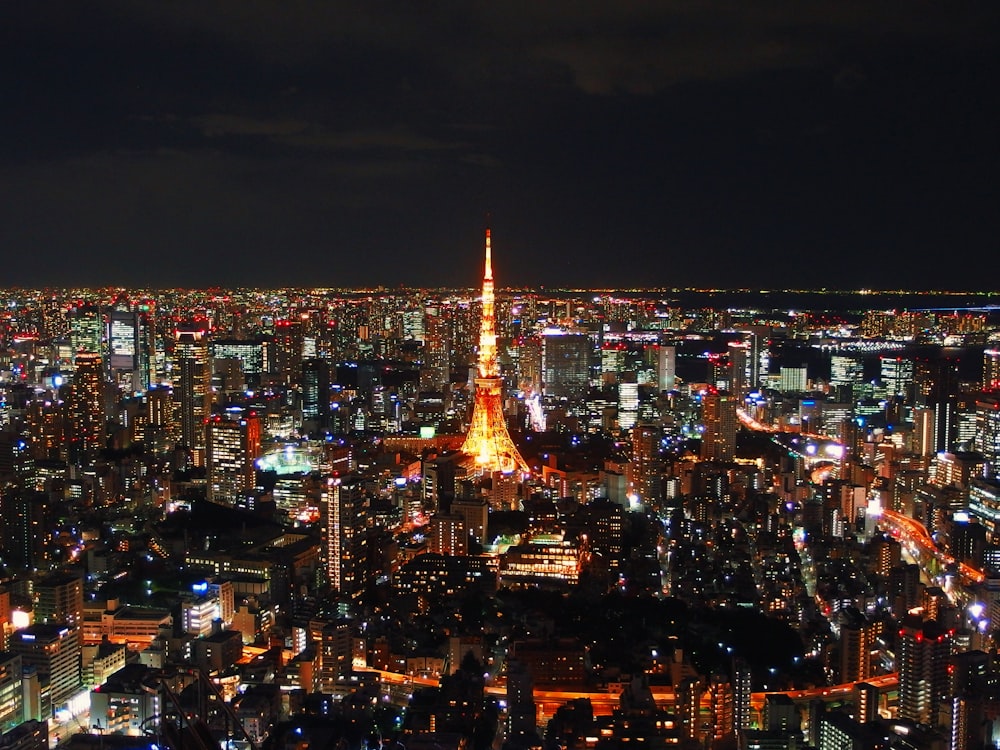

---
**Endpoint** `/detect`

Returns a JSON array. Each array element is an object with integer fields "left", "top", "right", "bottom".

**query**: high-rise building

[
  {"left": 212, "top": 338, "right": 269, "bottom": 382},
  {"left": 675, "top": 676, "right": 702, "bottom": 741},
  {"left": 34, "top": 572, "right": 84, "bottom": 631},
  {"left": 708, "top": 673, "right": 733, "bottom": 743},
  {"left": 69, "top": 305, "right": 103, "bottom": 359},
  {"left": 629, "top": 424, "right": 660, "bottom": 503},
  {"left": 898, "top": 615, "right": 954, "bottom": 725},
  {"left": 460, "top": 230, "right": 530, "bottom": 476},
  {"left": 779, "top": 366, "right": 807, "bottom": 393},
  {"left": 9, "top": 624, "right": 80, "bottom": 717},
  {"left": 984, "top": 349, "right": 1000, "bottom": 392},
  {"left": 732, "top": 657, "right": 752, "bottom": 736},
  {"left": 274, "top": 319, "right": 306, "bottom": 386},
  {"left": 838, "top": 609, "right": 875, "bottom": 683},
  {"left": 67, "top": 352, "right": 105, "bottom": 462},
  {"left": 728, "top": 341, "right": 749, "bottom": 398},
  {"left": 830, "top": 354, "right": 865, "bottom": 401},
  {"left": 880, "top": 355, "right": 914, "bottom": 400},
  {"left": 320, "top": 475, "right": 368, "bottom": 597},
  {"left": 206, "top": 410, "right": 262, "bottom": 504},
  {"left": 618, "top": 377, "right": 639, "bottom": 430},
  {"left": 915, "top": 358, "right": 960, "bottom": 454},
  {"left": 174, "top": 323, "right": 212, "bottom": 464},
  {"left": 301, "top": 358, "right": 331, "bottom": 432},
  {"left": 0, "top": 651, "right": 22, "bottom": 733},
  {"left": 656, "top": 342, "right": 677, "bottom": 393},
  {"left": 701, "top": 390, "right": 737, "bottom": 462},
  {"left": 107, "top": 309, "right": 150, "bottom": 393},
  {"left": 451, "top": 497, "right": 488, "bottom": 547},
  {"left": 974, "top": 395, "right": 1000, "bottom": 466},
  {"left": 542, "top": 332, "right": 591, "bottom": 400},
  {"left": 431, "top": 513, "right": 467, "bottom": 556}
]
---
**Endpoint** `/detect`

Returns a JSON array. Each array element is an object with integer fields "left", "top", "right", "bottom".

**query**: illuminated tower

[{"left": 461, "top": 230, "right": 529, "bottom": 476}]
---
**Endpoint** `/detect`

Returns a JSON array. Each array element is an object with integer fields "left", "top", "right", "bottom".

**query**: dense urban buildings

[{"left": 1, "top": 277, "right": 1000, "bottom": 750}]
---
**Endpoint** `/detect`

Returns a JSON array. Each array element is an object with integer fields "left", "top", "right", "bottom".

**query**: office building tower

[
  {"left": 301, "top": 358, "right": 331, "bottom": 432},
  {"left": 746, "top": 329, "right": 768, "bottom": 392},
  {"left": 206, "top": 410, "right": 262, "bottom": 504},
  {"left": 67, "top": 352, "right": 105, "bottom": 462},
  {"left": 421, "top": 305, "right": 451, "bottom": 392},
  {"left": 320, "top": 475, "right": 368, "bottom": 597},
  {"left": 629, "top": 423, "right": 660, "bottom": 503},
  {"left": 0, "top": 651, "right": 22, "bottom": 732},
  {"left": 461, "top": 230, "right": 530, "bottom": 475},
  {"left": 69, "top": 304, "right": 103, "bottom": 358},
  {"left": 984, "top": 350, "right": 1000, "bottom": 392},
  {"left": 974, "top": 395, "right": 1000, "bottom": 466},
  {"left": 728, "top": 341, "right": 749, "bottom": 398},
  {"left": 701, "top": 391, "right": 737, "bottom": 462},
  {"left": 830, "top": 354, "right": 865, "bottom": 401},
  {"left": 916, "top": 358, "right": 960, "bottom": 454},
  {"left": 107, "top": 309, "right": 150, "bottom": 393},
  {"left": 212, "top": 338, "right": 269, "bottom": 383},
  {"left": 451, "top": 497, "right": 488, "bottom": 547},
  {"left": 779, "top": 366, "right": 807, "bottom": 393},
  {"left": 880, "top": 355, "right": 914, "bottom": 400},
  {"left": 951, "top": 513, "right": 987, "bottom": 566},
  {"left": 898, "top": 615, "right": 953, "bottom": 725},
  {"left": 34, "top": 572, "right": 84, "bottom": 631},
  {"left": 274, "top": 319, "right": 305, "bottom": 385},
  {"left": 707, "top": 352, "right": 730, "bottom": 391},
  {"left": 174, "top": 323, "right": 212, "bottom": 464},
  {"left": 542, "top": 331, "right": 591, "bottom": 400},
  {"left": 618, "top": 377, "right": 639, "bottom": 430},
  {"left": 9, "top": 624, "right": 80, "bottom": 717},
  {"left": 431, "top": 513, "right": 467, "bottom": 556},
  {"left": 657, "top": 342, "right": 677, "bottom": 393}
]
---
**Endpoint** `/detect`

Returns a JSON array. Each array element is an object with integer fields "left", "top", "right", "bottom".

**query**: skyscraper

[
  {"left": 701, "top": 390, "right": 737, "bottom": 462},
  {"left": 898, "top": 615, "right": 953, "bottom": 725},
  {"left": 174, "top": 323, "right": 212, "bottom": 464},
  {"left": 461, "top": 229, "right": 529, "bottom": 476},
  {"left": 320, "top": 475, "right": 368, "bottom": 597},
  {"left": 67, "top": 352, "right": 105, "bottom": 462},
  {"left": 206, "top": 410, "right": 262, "bottom": 504},
  {"left": 301, "top": 357, "right": 331, "bottom": 432},
  {"left": 984, "top": 349, "right": 1000, "bottom": 392},
  {"left": 542, "top": 332, "right": 591, "bottom": 400}
]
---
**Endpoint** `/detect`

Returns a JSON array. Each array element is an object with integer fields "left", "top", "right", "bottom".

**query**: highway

[{"left": 877, "top": 508, "right": 985, "bottom": 587}]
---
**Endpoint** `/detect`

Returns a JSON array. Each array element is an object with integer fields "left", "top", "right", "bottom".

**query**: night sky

[{"left": 2, "top": 2, "right": 998, "bottom": 290}]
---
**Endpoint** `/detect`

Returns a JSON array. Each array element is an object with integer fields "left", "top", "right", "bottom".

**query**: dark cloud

[{"left": 0, "top": 1, "right": 998, "bottom": 289}]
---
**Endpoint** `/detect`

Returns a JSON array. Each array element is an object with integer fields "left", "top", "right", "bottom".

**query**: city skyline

[{"left": 3, "top": 2, "right": 998, "bottom": 291}]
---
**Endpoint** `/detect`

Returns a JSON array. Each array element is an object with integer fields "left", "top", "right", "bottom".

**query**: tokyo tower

[{"left": 460, "top": 229, "right": 530, "bottom": 475}]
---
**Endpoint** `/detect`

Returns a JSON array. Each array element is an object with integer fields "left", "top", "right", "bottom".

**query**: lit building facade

[
  {"left": 206, "top": 410, "right": 262, "bottom": 504},
  {"left": 320, "top": 475, "right": 368, "bottom": 597}
]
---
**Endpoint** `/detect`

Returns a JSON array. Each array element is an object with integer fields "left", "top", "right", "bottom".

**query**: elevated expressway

[{"left": 356, "top": 667, "right": 898, "bottom": 726}]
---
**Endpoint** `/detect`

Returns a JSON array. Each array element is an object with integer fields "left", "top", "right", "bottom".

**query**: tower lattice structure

[{"left": 461, "top": 229, "right": 530, "bottom": 475}]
